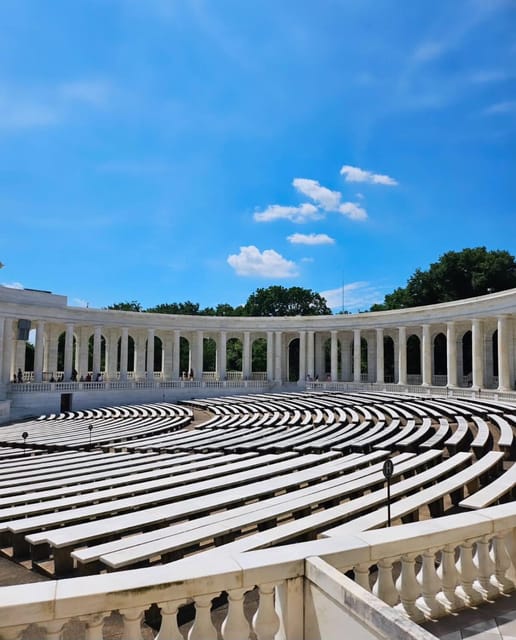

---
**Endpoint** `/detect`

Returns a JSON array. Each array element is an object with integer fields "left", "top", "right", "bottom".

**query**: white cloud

[
  {"left": 483, "top": 101, "right": 516, "bottom": 116},
  {"left": 0, "top": 96, "right": 58, "bottom": 130},
  {"left": 468, "top": 70, "right": 511, "bottom": 85},
  {"left": 339, "top": 202, "right": 367, "bottom": 221},
  {"left": 340, "top": 165, "right": 398, "bottom": 186},
  {"left": 0, "top": 79, "right": 113, "bottom": 133},
  {"left": 287, "top": 233, "right": 335, "bottom": 245},
  {"left": 1, "top": 281, "right": 24, "bottom": 289},
  {"left": 255, "top": 173, "right": 370, "bottom": 226},
  {"left": 227, "top": 246, "right": 298, "bottom": 277},
  {"left": 413, "top": 41, "right": 446, "bottom": 63},
  {"left": 320, "top": 281, "right": 386, "bottom": 312},
  {"left": 253, "top": 203, "right": 320, "bottom": 223},
  {"left": 59, "top": 80, "right": 112, "bottom": 107},
  {"left": 292, "top": 178, "right": 341, "bottom": 211}
]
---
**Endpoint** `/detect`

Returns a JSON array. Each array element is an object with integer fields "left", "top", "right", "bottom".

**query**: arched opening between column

[
  {"left": 227, "top": 337, "right": 242, "bottom": 380},
  {"left": 288, "top": 338, "right": 300, "bottom": 382},
  {"left": 461, "top": 331, "right": 472, "bottom": 387},
  {"left": 179, "top": 337, "right": 190, "bottom": 378},
  {"left": 384, "top": 336, "right": 395, "bottom": 383},
  {"left": 203, "top": 337, "right": 216, "bottom": 378},
  {"left": 433, "top": 332, "right": 447, "bottom": 386},
  {"left": 407, "top": 334, "right": 421, "bottom": 384},
  {"left": 251, "top": 337, "right": 267, "bottom": 380}
]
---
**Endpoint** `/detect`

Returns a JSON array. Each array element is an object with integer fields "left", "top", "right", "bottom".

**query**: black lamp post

[
  {"left": 22, "top": 431, "right": 28, "bottom": 456},
  {"left": 88, "top": 424, "right": 93, "bottom": 448},
  {"left": 382, "top": 458, "right": 394, "bottom": 527}
]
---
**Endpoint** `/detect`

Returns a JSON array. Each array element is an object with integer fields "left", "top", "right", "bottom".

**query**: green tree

[
  {"left": 371, "top": 247, "right": 516, "bottom": 311},
  {"left": 106, "top": 301, "right": 143, "bottom": 312},
  {"left": 147, "top": 301, "right": 201, "bottom": 315},
  {"left": 244, "top": 286, "right": 331, "bottom": 316}
]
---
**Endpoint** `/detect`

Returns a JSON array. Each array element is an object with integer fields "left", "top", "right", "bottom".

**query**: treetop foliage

[
  {"left": 244, "top": 286, "right": 331, "bottom": 316},
  {"left": 370, "top": 247, "right": 516, "bottom": 311},
  {"left": 106, "top": 286, "right": 331, "bottom": 317}
]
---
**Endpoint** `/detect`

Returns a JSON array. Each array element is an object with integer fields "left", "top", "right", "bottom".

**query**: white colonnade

[{"left": 0, "top": 286, "right": 515, "bottom": 391}]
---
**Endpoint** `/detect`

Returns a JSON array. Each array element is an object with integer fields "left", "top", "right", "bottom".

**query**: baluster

[
  {"left": 84, "top": 612, "right": 109, "bottom": 640},
  {"left": 492, "top": 531, "right": 516, "bottom": 593},
  {"left": 354, "top": 563, "right": 371, "bottom": 591},
  {"left": 156, "top": 600, "right": 184, "bottom": 640},
  {"left": 475, "top": 535, "right": 499, "bottom": 600},
  {"left": 188, "top": 594, "right": 218, "bottom": 640},
  {"left": 42, "top": 620, "right": 66, "bottom": 640},
  {"left": 436, "top": 544, "right": 462, "bottom": 611},
  {"left": 253, "top": 582, "right": 280, "bottom": 640},
  {"left": 119, "top": 607, "right": 145, "bottom": 640},
  {"left": 221, "top": 588, "right": 250, "bottom": 640},
  {"left": 418, "top": 549, "right": 445, "bottom": 619},
  {"left": 396, "top": 554, "right": 424, "bottom": 622},
  {"left": 372, "top": 559, "right": 399, "bottom": 606},
  {"left": 456, "top": 541, "right": 482, "bottom": 606}
]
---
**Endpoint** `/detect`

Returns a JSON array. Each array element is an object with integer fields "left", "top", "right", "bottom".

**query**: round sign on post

[{"left": 383, "top": 458, "right": 394, "bottom": 479}]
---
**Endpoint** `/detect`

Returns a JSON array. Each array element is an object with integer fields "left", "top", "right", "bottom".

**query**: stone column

[
  {"left": 195, "top": 331, "right": 203, "bottom": 380},
  {"left": 64, "top": 323, "right": 74, "bottom": 380},
  {"left": 298, "top": 330, "right": 306, "bottom": 382},
  {"left": 146, "top": 328, "right": 155, "bottom": 379},
  {"left": 46, "top": 325, "right": 59, "bottom": 377},
  {"left": 0, "top": 318, "right": 12, "bottom": 383},
  {"left": 0, "top": 318, "right": 4, "bottom": 383},
  {"left": 398, "top": 326, "right": 407, "bottom": 385},
  {"left": 314, "top": 333, "right": 325, "bottom": 378},
  {"left": 218, "top": 331, "right": 227, "bottom": 380},
  {"left": 422, "top": 324, "right": 432, "bottom": 386},
  {"left": 242, "top": 331, "right": 251, "bottom": 380},
  {"left": 306, "top": 331, "right": 315, "bottom": 379},
  {"left": 274, "top": 331, "right": 282, "bottom": 382},
  {"left": 376, "top": 328, "right": 384, "bottom": 384},
  {"left": 33, "top": 321, "right": 45, "bottom": 383},
  {"left": 498, "top": 315, "right": 511, "bottom": 391},
  {"left": 77, "top": 327, "right": 89, "bottom": 378},
  {"left": 367, "top": 334, "right": 375, "bottom": 382},
  {"left": 134, "top": 332, "right": 146, "bottom": 380},
  {"left": 446, "top": 321, "right": 458, "bottom": 387},
  {"left": 472, "top": 319, "right": 484, "bottom": 389},
  {"left": 93, "top": 326, "right": 102, "bottom": 378},
  {"left": 172, "top": 330, "right": 180, "bottom": 380},
  {"left": 341, "top": 334, "right": 351, "bottom": 381},
  {"left": 120, "top": 327, "right": 129, "bottom": 381},
  {"left": 14, "top": 338, "right": 26, "bottom": 378},
  {"left": 161, "top": 332, "right": 173, "bottom": 380},
  {"left": 331, "top": 330, "right": 338, "bottom": 381},
  {"left": 106, "top": 328, "right": 118, "bottom": 381},
  {"left": 353, "top": 329, "right": 361, "bottom": 382},
  {"left": 266, "top": 331, "right": 274, "bottom": 382}
]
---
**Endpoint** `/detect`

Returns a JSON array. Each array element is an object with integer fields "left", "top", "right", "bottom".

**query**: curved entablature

[{"left": 1, "top": 285, "right": 515, "bottom": 391}]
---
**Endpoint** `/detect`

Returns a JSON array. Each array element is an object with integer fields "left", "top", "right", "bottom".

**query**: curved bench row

[{"left": 0, "top": 390, "right": 514, "bottom": 579}]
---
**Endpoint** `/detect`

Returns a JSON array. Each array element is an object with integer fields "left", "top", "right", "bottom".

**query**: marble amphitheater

[{"left": 1, "top": 283, "right": 516, "bottom": 639}]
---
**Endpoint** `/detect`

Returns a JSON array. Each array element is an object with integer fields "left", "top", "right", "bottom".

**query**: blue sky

[{"left": 0, "top": 0, "right": 515, "bottom": 312}]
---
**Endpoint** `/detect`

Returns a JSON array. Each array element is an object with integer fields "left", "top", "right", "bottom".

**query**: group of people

[
  {"left": 12, "top": 368, "right": 24, "bottom": 383},
  {"left": 11, "top": 369, "right": 106, "bottom": 383}
]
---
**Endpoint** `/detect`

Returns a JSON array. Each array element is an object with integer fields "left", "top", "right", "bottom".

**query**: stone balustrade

[
  {"left": 1, "top": 503, "right": 515, "bottom": 640},
  {"left": 324, "top": 503, "right": 516, "bottom": 624}
]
